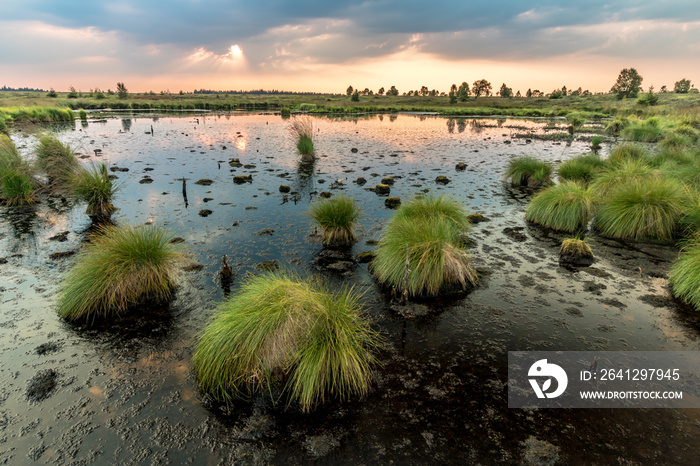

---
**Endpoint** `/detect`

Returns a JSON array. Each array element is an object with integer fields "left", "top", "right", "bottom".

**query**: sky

[{"left": 2, "top": 1, "right": 700, "bottom": 94}]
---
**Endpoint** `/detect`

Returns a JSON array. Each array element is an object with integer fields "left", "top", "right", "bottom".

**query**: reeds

[
  {"left": 308, "top": 195, "right": 360, "bottom": 247},
  {"left": 504, "top": 156, "right": 552, "bottom": 188},
  {"left": 525, "top": 181, "right": 596, "bottom": 232},
  {"left": 71, "top": 163, "right": 117, "bottom": 222},
  {"left": 57, "top": 223, "right": 187, "bottom": 322},
  {"left": 288, "top": 116, "right": 315, "bottom": 157},
  {"left": 0, "top": 135, "right": 37, "bottom": 205},
  {"left": 371, "top": 215, "right": 478, "bottom": 297},
  {"left": 193, "top": 272, "right": 379, "bottom": 411},
  {"left": 35, "top": 135, "right": 79, "bottom": 186},
  {"left": 593, "top": 177, "right": 687, "bottom": 241}
]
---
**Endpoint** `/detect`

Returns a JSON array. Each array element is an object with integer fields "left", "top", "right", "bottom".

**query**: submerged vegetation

[
  {"left": 308, "top": 195, "right": 360, "bottom": 247},
  {"left": 57, "top": 223, "right": 186, "bottom": 322},
  {"left": 193, "top": 272, "right": 379, "bottom": 411}
]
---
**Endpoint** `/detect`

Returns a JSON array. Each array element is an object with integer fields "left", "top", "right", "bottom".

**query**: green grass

[
  {"left": 371, "top": 215, "right": 478, "bottom": 297},
  {"left": 525, "top": 181, "right": 596, "bottom": 232},
  {"left": 590, "top": 158, "right": 657, "bottom": 196},
  {"left": 504, "top": 156, "right": 552, "bottom": 187},
  {"left": 560, "top": 238, "right": 593, "bottom": 258},
  {"left": 71, "top": 163, "right": 118, "bottom": 221},
  {"left": 393, "top": 194, "right": 471, "bottom": 233},
  {"left": 308, "top": 195, "right": 360, "bottom": 246},
  {"left": 607, "top": 143, "right": 649, "bottom": 165},
  {"left": 35, "top": 134, "right": 79, "bottom": 186},
  {"left": 593, "top": 177, "right": 687, "bottom": 241},
  {"left": 0, "top": 135, "right": 37, "bottom": 205},
  {"left": 557, "top": 154, "right": 606, "bottom": 184},
  {"left": 621, "top": 117, "right": 665, "bottom": 142},
  {"left": 288, "top": 116, "right": 315, "bottom": 157},
  {"left": 192, "top": 272, "right": 379, "bottom": 411},
  {"left": 57, "top": 223, "right": 187, "bottom": 323},
  {"left": 669, "top": 241, "right": 700, "bottom": 309},
  {"left": 297, "top": 135, "right": 314, "bottom": 156}
]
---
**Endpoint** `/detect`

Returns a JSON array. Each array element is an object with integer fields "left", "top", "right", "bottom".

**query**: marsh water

[{"left": 1, "top": 113, "right": 699, "bottom": 465}]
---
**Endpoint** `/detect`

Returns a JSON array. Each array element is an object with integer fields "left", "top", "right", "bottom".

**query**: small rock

[
  {"left": 233, "top": 175, "right": 252, "bottom": 184},
  {"left": 455, "top": 163, "right": 467, "bottom": 171},
  {"left": 503, "top": 227, "right": 527, "bottom": 242},
  {"left": 435, "top": 176, "right": 450, "bottom": 184},
  {"left": 183, "top": 262, "right": 204, "bottom": 272},
  {"left": 279, "top": 185, "right": 291, "bottom": 193},
  {"left": 194, "top": 179, "right": 214, "bottom": 186},
  {"left": 254, "top": 229, "right": 275, "bottom": 236},
  {"left": 139, "top": 177, "right": 154, "bottom": 184},
  {"left": 169, "top": 237, "right": 185, "bottom": 244},
  {"left": 320, "top": 192, "right": 332, "bottom": 198},
  {"left": 467, "top": 213, "right": 489, "bottom": 224},
  {"left": 326, "top": 261, "right": 355, "bottom": 273},
  {"left": 355, "top": 251, "right": 376, "bottom": 263},
  {"left": 355, "top": 177, "right": 367, "bottom": 185},
  {"left": 385, "top": 197, "right": 401, "bottom": 209},
  {"left": 351, "top": 148, "right": 358, "bottom": 153},
  {"left": 49, "top": 231, "right": 70, "bottom": 242},
  {"left": 26, "top": 369, "right": 58, "bottom": 402},
  {"left": 381, "top": 177, "right": 395, "bottom": 185},
  {"left": 375, "top": 184, "right": 391, "bottom": 195},
  {"left": 49, "top": 250, "right": 76, "bottom": 260},
  {"left": 198, "top": 209, "right": 213, "bottom": 217}
]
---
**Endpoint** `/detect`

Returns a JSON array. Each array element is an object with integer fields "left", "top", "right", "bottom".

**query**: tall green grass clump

[
  {"left": 590, "top": 158, "right": 657, "bottom": 196},
  {"left": 504, "top": 156, "right": 552, "bottom": 188},
  {"left": 621, "top": 117, "right": 665, "bottom": 142},
  {"left": 669, "top": 242, "right": 700, "bottom": 310},
  {"left": 525, "top": 181, "right": 596, "bottom": 232},
  {"left": 371, "top": 215, "right": 478, "bottom": 297},
  {"left": 36, "top": 134, "right": 79, "bottom": 186},
  {"left": 0, "top": 135, "right": 37, "bottom": 206},
  {"left": 593, "top": 178, "right": 687, "bottom": 241},
  {"left": 308, "top": 195, "right": 360, "bottom": 246},
  {"left": 392, "top": 194, "right": 471, "bottom": 232},
  {"left": 71, "top": 163, "right": 117, "bottom": 222},
  {"left": 57, "top": 223, "right": 187, "bottom": 322},
  {"left": 193, "top": 272, "right": 379, "bottom": 411},
  {"left": 607, "top": 143, "right": 648, "bottom": 165},
  {"left": 557, "top": 154, "right": 605, "bottom": 184},
  {"left": 288, "top": 116, "right": 315, "bottom": 159}
]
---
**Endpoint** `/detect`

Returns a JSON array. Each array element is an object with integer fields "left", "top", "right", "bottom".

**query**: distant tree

[
  {"left": 526, "top": 88, "right": 532, "bottom": 98},
  {"left": 351, "top": 90, "right": 359, "bottom": 102},
  {"left": 47, "top": 88, "right": 58, "bottom": 98},
  {"left": 457, "top": 82, "right": 470, "bottom": 102},
  {"left": 610, "top": 68, "right": 643, "bottom": 99},
  {"left": 674, "top": 78, "right": 692, "bottom": 94},
  {"left": 116, "top": 82, "right": 128, "bottom": 99},
  {"left": 516, "top": 90, "right": 521, "bottom": 97},
  {"left": 499, "top": 83, "right": 512, "bottom": 98},
  {"left": 429, "top": 89, "right": 437, "bottom": 96},
  {"left": 378, "top": 87, "right": 385, "bottom": 96},
  {"left": 67, "top": 86, "right": 78, "bottom": 99},
  {"left": 346, "top": 85, "right": 354, "bottom": 96},
  {"left": 472, "top": 79, "right": 492, "bottom": 98},
  {"left": 448, "top": 89, "right": 457, "bottom": 104},
  {"left": 549, "top": 89, "right": 564, "bottom": 99},
  {"left": 386, "top": 85, "right": 399, "bottom": 96},
  {"left": 570, "top": 87, "right": 582, "bottom": 96},
  {"left": 561, "top": 85, "right": 568, "bottom": 96},
  {"left": 418, "top": 85, "right": 427, "bottom": 96},
  {"left": 659, "top": 85, "right": 668, "bottom": 93}
]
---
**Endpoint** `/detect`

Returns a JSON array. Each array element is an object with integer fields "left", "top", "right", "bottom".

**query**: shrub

[
  {"left": 371, "top": 216, "right": 478, "bottom": 297},
  {"left": 669, "top": 242, "right": 700, "bottom": 309},
  {"left": 71, "top": 163, "right": 118, "bottom": 222},
  {"left": 557, "top": 154, "right": 605, "bottom": 184},
  {"left": 35, "top": 135, "right": 79, "bottom": 186},
  {"left": 504, "top": 156, "right": 552, "bottom": 188},
  {"left": 594, "top": 178, "right": 687, "bottom": 241},
  {"left": 193, "top": 272, "right": 379, "bottom": 411},
  {"left": 525, "top": 181, "right": 596, "bottom": 232},
  {"left": 308, "top": 195, "right": 360, "bottom": 247},
  {"left": 57, "top": 223, "right": 186, "bottom": 322}
]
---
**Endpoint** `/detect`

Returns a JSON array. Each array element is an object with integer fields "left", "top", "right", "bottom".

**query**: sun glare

[{"left": 230, "top": 44, "right": 242, "bottom": 57}]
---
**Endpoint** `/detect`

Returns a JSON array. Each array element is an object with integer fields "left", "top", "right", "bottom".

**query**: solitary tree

[
  {"left": 378, "top": 87, "right": 385, "bottom": 95},
  {"left": 499, "top": 83, "right": 512, "bottom": 98},
  {"left": 610, "top": 68, "right": 643, "bottom": 99},
  {"left": 346, "top": 85, "right": 354, "bottom": 96},
  {"left": 526, "top": 88, "right": 532, "bottom": 98},
  {"left": 457, "top": 82, "right": 470, "bottom": 102},
  {"left": 472, "top": 79, "right": 492, "bottom": 98},
  {"left": 674, "top": 79, "right": 692, "bottom": 94},
  {"left": 420, "top": 85, "right": 429, "bottom": 96},
  {"left": 351, "top": 90, "right": 360, "bottom": 102},
  {"left": 386, "top": 85, "right": 399, "bottom": 96},
  {"left": 116, "top": 82, "right": 128, "bottom": 99}
]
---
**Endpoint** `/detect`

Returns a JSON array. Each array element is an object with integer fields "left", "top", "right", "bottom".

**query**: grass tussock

[
  {"left": 193, "top": 272, "right": 379, "bottom": 411},
  {"left": 308, "top": 195, "right": 360, "bottom": 246},
  {"left": 71, "top": 163, "right": 118, "bottom": 222},
  {"left": 593, "top": 177, "right": 687, "bottom": 241},
  {"left": 590, "top": 158, "right": 657, "bottom": 196},
  {"left": 288, "top": 116, "right": 315, "bottom": 156},
  {"left": 0, "top": 135, "right": 37, "bottom": 205},
  {"left": 36, "top": 134, "right": 79, "bottom": 186},
  {"left": 525, "top": 181, "right": 596, "bottom": 232},
  {"left": 607, "top": 143, "right": 648, "bottom": 165},
  {"left": 371, "top": 216, "right": 478, "bottom": 297},
  {"left": 560, "top": 238, "right": 593, "bottom": 259},
  {"left": 621, "top": 117, "right": 665, "bottom": 142},
  {"left": 392, "top": 194, "right": 471, "bottom": 233},
  {"left": 504, "top": 156, "right": 552, "bottom": 188},
  {"left": 57, "top": 223, "right": 187, "bottom": 322},
  {"left": 669, "top": 242, "right": 700, "bottom": 309},
  {"left": 557, "top": 153, "right": 606, "bottom": 184}
]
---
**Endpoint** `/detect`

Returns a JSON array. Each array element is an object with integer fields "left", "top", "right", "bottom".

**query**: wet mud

[{"left": 1, "top": 114, "right": 699, "bottom": 464}]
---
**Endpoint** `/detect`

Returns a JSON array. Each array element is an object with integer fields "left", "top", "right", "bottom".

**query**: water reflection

[{"left": 121, "top": 118, "right": 132, "bottom": 132}]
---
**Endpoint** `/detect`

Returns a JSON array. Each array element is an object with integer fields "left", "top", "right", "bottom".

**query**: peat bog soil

[{"left": 1, "top": 113, "right": 700, "bottom": 465}]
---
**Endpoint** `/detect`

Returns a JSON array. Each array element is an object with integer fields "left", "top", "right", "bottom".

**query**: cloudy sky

[{"left": 2, "top": 1, "right": 700, "bottom": 94}]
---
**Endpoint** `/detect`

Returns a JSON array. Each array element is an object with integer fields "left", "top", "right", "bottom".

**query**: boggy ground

[{"left": 1, "top": 113, "right": 699, "bottom": 465}]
